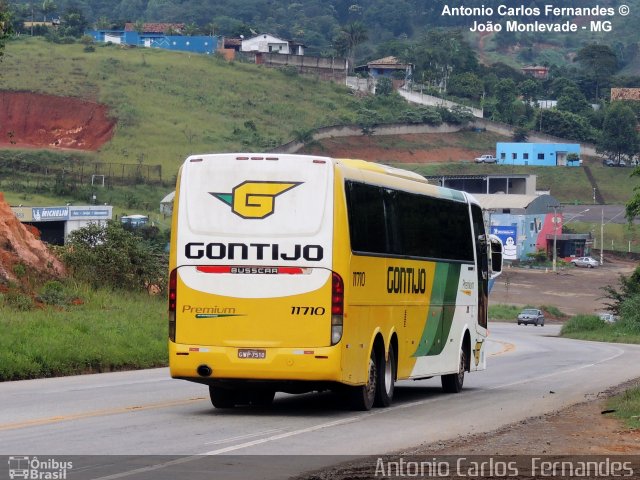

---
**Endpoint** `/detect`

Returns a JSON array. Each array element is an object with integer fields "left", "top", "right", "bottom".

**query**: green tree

[
  {"left": 447, "top": 72, "right": 483, "bottom": 100},
  {"left": 60, "top": 4, "right": 88, "bottom": 38},
  {"left": 334, "top": 21, "right": 368, "bottom": 73},
  {"left": 574, "top": 44, "right": 619, "bottom": 100},
  {"left": 375, "top": 77, "right": 393, "bottom": 96},
  {"left": 494, "top": 78, "right": 517, "bottom": 123},
  {"left": 519, "top": 79, "right": 539, "bottom": 105},
  {"left": 409, "top": 29, "right": 479, "bottom": 93},
  {"left": 601, "top": 267, "right": 640, "bottom": 315},
  {"left": 94, "top": 16, "right": 111, "bottom": 30},
  {"left": 41, "top": 0, "right": 56, "bottom": 21},
  {"left": 519, "top": 78, "right": 540, "bottom": 119},
  {"left": 599, "top": 101, "right": 640, "bottom": 165},
  {"left": 556, "top": 85, "right": 592, "bottom": 116},
  {"left": 0, "top": 0, "right": 12, "bottom": 62},
  {"left": 535, "top": 109, "right": 597, "bottom": 143}
]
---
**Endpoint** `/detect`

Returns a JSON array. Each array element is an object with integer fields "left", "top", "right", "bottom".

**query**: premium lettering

[{"left": 185, "top": 242, "right": 323, "bottom": 262}]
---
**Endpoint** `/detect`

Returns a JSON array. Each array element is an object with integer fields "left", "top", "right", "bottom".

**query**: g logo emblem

[{"left": 211, "top": 181, "right": 302, "bottom": 219}]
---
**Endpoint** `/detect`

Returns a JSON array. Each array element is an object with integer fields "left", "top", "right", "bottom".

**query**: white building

[{"left": 241, "top": 33, "right": 304, "bottom": 55}]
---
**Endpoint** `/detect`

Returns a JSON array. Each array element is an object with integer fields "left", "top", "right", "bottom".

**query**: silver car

[
  {"left": 571, "top": 256, "right": 599, "bottom": 268},
  {"left": 517, "top": 308, "right": 544, "bottom": 326}
]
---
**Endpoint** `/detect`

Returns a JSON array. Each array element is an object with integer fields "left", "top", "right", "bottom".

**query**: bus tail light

[
  {"left": 331, "top": 272, "right": 344, "bottom": 345},
  {"left": 168, "top": 269, "right": 177, "bottom": 342}
]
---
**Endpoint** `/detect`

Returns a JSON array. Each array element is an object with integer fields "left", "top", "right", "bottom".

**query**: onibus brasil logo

[{"left": 210, "top": 181, "right": 302, "bottom": 219}]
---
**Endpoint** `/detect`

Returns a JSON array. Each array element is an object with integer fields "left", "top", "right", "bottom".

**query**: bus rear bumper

[{"left": 169, "top": 341, "right": 343, "bottom": 382}]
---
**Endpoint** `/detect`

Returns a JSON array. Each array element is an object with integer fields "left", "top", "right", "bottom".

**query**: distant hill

[{"left": 9, "top": 0, "right": 640, "bottom": 72}]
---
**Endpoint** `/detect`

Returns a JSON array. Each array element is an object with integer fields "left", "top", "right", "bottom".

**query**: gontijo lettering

[
  {"left": 185, "top": 242, "right": 324, "bottom": 261},
  {"left": 387, "top": 266, "right": 427, "bottom": 294}
]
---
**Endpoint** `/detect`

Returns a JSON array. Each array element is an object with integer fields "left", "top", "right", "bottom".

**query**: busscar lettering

[
  {"left": 185, "top": 242, "right": 323, "bottom": 262},
  {"left": 230, "top": 267, "right": 279, "bottom": 274},
  {"left": 387, "top": 266, "right": 427, "bottom": 294}
]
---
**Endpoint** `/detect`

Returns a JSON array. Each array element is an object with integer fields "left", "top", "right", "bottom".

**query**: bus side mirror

[{"left": 489, "top": 234, "right": 503, "bottom": 278}]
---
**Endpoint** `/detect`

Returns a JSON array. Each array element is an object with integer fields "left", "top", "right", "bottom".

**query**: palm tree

[{"left": 336, "top": 21, "right": 368, "bottom": 73}]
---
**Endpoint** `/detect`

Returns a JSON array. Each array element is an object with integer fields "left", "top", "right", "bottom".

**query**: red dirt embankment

[
  {"left": 0, "top": 193, "right": 64, "bottom": 283},
  {"left": 0, "top": 91, "right": 115, "bottom": 150}
]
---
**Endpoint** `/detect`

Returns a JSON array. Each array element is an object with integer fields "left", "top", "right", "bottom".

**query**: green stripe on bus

[{"left": 413, "top": 263, "right": 461, "bottom": 357}]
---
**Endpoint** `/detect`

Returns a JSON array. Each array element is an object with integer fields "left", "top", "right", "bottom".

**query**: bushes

[
  {"left": 618, "top": 294, "right": 640, "bottom": 333},
  {"left": 38, "top": 280, "right": 68, "bottom": 306},
  {"left": 1, "top": 291, "right": 34, "bottom": 311},
  {"left": 61, "top": 221, "right": 168, "bottom": 293},
  {"left": 560, "top": 314, "right": 607, "bottom": 334}
]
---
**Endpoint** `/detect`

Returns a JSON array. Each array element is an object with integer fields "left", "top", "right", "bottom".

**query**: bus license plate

[{"left": 238, "top": 349, "right": 266, "bottom": 359}]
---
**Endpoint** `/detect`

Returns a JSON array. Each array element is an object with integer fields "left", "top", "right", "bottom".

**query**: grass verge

[
  {"left": 560, "top": 314, "right": 640, "bottom": 344},
  {"left": 607, "top": 384, "right": 640, "bottom": 429},
  {"left": 0, "top": 283, "right": 167, "bottom": 381},
  {"left": 559, "top": 315, "right": 640, "bottom": 429}
]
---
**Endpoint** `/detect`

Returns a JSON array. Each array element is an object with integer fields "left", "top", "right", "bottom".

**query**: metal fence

[{"left": 0, "top": 159, "right": 164, "bottom": 186}]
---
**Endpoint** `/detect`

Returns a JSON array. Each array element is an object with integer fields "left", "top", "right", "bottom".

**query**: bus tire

[
  {"left": 209, "top": 385, "right": 237, "bottom": 408},
  {"left": 374, "top": 346, "right": 396, "bottom": 408},
  {"left": 441, "top": 347, "right": 466, "bottom": 394},
  {"left": 346, "top": 351, "right": 377, "bottom": 411}
]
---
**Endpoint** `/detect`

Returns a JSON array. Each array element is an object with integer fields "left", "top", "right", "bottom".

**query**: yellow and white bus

[{"left": 169, "top": 153, "right": 502, "bottom": 410}]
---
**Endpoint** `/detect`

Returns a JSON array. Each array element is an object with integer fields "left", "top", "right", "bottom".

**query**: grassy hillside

[
  {"left": 0, "top": 37, "right": 359, "bottom": 178},
  {"left": 1, "top": 37, "right": 638, "bottom": 215}
]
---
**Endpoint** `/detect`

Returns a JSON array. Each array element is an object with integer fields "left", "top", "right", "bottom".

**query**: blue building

[
  {"left": 86, "top": 23, "right": 220, "bottom": 55},
  {"left": 496, "top": 143, "right": 581, "bottom": 167}
]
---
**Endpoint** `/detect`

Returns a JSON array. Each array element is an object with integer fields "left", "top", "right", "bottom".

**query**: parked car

[
  {"left": 571, "top": 256, "right": 599, "bottom": 268},
  {"left": 474, "top": 154, "right": 497, "bottom": 164},
  {"left": 603, "top": 158, "right": 627, "bottom": 167},
  {"left": 598, "top": 312, "right": 618, "bottom": 323},
  {"left": 517, "top": 308, "right": 545, "bottom": 326}
]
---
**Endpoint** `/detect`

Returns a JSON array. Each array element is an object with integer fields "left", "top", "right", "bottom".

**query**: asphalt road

[{"left": 2, "top": 325, "right": 640, "bottom": 479}]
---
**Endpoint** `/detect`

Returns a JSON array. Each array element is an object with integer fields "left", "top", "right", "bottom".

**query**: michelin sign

[
  {"left": 11, "top": 206, "right": 112, "bottom": 222},
  {"left": 32, "top": 207, "right": 69, "bottom": 222},
  {"left": 490, "top": 226, "right": 518, "bottom": 260}
]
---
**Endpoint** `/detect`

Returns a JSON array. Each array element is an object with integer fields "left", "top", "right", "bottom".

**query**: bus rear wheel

[
  {"left": 346, "top": 351, "right": 377, "bottom": 411},
  {"left": 374, "top": 346, "right": 396, "bottom": 407},
  {"left": 441, "top": 347, "right": 466, "bottom": 393}
]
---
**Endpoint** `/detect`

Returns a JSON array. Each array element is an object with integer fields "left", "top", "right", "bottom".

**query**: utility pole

[
  {"left": 549, "top": 205, "right": 562, "bottom": 273},
  {"left": 600, "top": 208, "right": 604, "bottom": 266}
]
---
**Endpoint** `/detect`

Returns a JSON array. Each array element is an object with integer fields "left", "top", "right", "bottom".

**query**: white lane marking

[
  {"left": 90, "top": 455, "right": 205, "bottom": 480},
  {"left": 203, "top": 428, "right": 283, "bottom": 445},
  {"left": 489, "top": 344, "right": 626, "bottom": 390},
  {"left": 202, "top": 414, "right": 375, "bottom": 454}
]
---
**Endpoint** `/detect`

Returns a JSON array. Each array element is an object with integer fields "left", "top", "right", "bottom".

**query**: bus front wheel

[
  {"left": 346, "top": 351, "right": 377, "bottom": 411},
  {"left": 441, "top": 347, "right": 466, "bottom": 393}
]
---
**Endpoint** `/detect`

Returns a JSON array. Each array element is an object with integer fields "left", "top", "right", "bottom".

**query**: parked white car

[
  {"left": 598, "top": 312, "right": 618, "bottom": 323},
  {"left": 474, "top": 154, "right": 497, "bottom": 164},
  {"left": 571, "top": 256, "right": 599, "bottom": 268}
]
